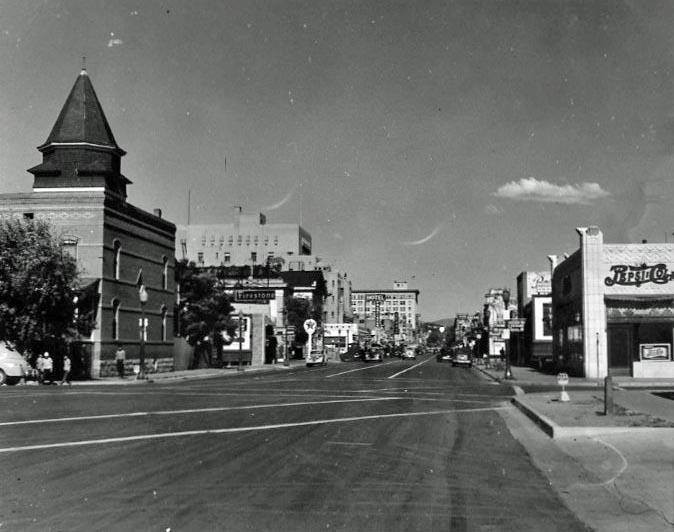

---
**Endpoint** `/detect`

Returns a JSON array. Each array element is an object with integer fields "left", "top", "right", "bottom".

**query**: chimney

[{"left": 153, "top": 208, "right": 162, "bottom": 218}]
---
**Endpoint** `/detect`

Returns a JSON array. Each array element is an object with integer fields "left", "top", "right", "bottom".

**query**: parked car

[
  {"left": 0, "top": 343, "right": 31, "bottom": 385},
  {"left": 402, "top": 346, "right": 416, "bottom": 360},
  {"left": 364, "top": 345, "right": 383, "bottom": 363},
  {"left": 452, "top": 349, "right": 473, "bottom": 368},
  {"left": 340, "top": 343, "right": 362, "bottom": 362},
  {"left": 306, "top": 350, "right": 327, "bottom": 367}
]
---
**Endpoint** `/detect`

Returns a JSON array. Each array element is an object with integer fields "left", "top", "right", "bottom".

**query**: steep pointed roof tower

[{"left": 28, "top": 68, "right": 131, "bottom": 200}]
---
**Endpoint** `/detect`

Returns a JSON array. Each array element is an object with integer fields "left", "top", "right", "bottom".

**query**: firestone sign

[
  {"left": 605, "top": 264, "right": 674, "bottom": 288},
  {"left": 233, "top": 290, "right": 276, "bottom": 302}
]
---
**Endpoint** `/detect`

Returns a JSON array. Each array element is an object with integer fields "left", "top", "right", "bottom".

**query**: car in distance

[
  {"left": 452, "top": 349, "right": 473, "bottom": 368},
  {"left": 0, "top": 343, "right": 30, "bottom": 385},
  {"left": 363, "top": 344, "right": 383, "bottom": 363},
  {"left": 402, "top": 346, "right": 416, "bottom": 360},
  {"left": 306, "top": 350, "right": 327, "bottom": 367}
]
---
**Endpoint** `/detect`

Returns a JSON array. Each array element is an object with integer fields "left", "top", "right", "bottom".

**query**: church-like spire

[
  {"left": 29, "top": 69, "right": 131, "bottom": 199},
  {"left": 38, "top": 69, "right": 124, "bottom": 154}
]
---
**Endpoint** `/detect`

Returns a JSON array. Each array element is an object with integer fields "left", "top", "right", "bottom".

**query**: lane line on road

[
  {"left": 387, "top": 357, "right": 434, "bottom": 379},
  {"left": 0, "top": 397, "right": 400, "bottom": 427},
  {"left": 326, "top": 441, "right": 372, "bottom": 446},
  {"left": 325, "top": 361, "right": 398, "bottom": 378},
  {"left": 0, "top": 406, "right": 508, "bottom": 454}
]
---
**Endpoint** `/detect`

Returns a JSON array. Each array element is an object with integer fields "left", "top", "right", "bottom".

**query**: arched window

[
  {"left": 112, "top": 240, "right": 121, "bottom": 280},
  {"left": 112, "top": 299, "right": 120, "bottom": 340},
  {"left": 161, "top": 305, "right": 168, "bottom": 342},
  {"left": 162, "top": 256, "right": 169, "bottom": 290}
]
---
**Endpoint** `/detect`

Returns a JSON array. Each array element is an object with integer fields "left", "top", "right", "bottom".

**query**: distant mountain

[{"left": 423, "top": 318, "right": 453, "bottom": 328}]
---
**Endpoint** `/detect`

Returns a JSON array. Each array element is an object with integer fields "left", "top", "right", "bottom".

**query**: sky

[{"left": 2, "top": 0, "right": 674, "bottom": 320}]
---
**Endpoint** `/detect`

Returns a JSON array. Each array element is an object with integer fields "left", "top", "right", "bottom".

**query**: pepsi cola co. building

[{"left": 550, "top": 226, "right": 674, "bottom": 379}]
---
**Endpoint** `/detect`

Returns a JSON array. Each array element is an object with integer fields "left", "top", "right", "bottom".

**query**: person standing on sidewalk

[
  {"left": 115, "top": 344, "right": 126, "bottom": 378},
  {"left": 41, "top": 352, "right": 54, "bottom": 384},
  {"left": 61, "top": 354, "right": 72, "bottom": 386}
]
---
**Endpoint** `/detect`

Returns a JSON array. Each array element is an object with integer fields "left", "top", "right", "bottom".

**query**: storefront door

[{"left": 607, "top": 325, "right": 631, "bottom": 376}]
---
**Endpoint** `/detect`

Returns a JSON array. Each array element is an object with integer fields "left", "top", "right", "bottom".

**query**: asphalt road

[{"left": 0, "top": 354, "right": 590, "bottom": 531}]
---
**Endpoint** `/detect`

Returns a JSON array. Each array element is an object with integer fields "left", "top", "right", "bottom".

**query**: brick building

[{"left": 0, "top": 68, "right": 176, "bottom": 377}]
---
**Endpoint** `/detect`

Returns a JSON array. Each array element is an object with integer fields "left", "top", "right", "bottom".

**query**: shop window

[{"left": 542, "top": 304, "right": 552, "bottom": 336}]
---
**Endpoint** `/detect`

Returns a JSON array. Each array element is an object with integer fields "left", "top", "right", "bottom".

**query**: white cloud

[
  {"left": 107, "top": 38, "right": 123, "bottom": 48},
  {"left": 493, "top": 177, "right": 610, "bottom": 205}
]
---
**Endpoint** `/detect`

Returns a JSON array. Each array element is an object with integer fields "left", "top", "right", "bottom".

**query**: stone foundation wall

[{"left": 99, "top": 357, "right": 174, "bottom": 377}]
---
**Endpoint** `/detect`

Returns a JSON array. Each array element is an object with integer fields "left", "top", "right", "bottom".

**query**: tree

[
  {"left": 175, "top": 260, "right": 236, "bottom": 366},
  {"left": 0, "top": 218, "right": 91, "bottom": 360},
  {"left": 284, "top": 295, "right": 324, "bottom": 347},
  {"left": 426, "top": 328, "right": 442, "bottom": 346}
]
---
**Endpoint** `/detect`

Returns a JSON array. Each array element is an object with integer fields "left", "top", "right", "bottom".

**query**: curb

[
  {"left": 511, "top": 396, "right": 674, "bottom": 439},
  {"left": 68, "top": 364, "right": 297, "bottom": 386},
  {"left": 473, "top": 365, "right": 502, "bottom": 383}
]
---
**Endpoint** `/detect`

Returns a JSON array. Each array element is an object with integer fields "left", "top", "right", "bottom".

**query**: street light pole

[
  {"left": 503, "top": 288, "right": 513, "bottom": 380},
  {"left": 138, "top": 287, "right": 148, "bottom": 380},
  {"left": 283, "top": 309, "right": 290, "bottom": 367},
  {"left": 238, "top": 309, "right": 244, "bottom": 372}
]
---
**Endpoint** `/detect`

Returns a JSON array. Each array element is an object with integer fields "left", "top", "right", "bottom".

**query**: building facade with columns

[
  {"left": 550, "top": 226, "right": 674, "bottom": 378},
  {"left": 0, "top": 69, "right": 176, "bottom": 377}
]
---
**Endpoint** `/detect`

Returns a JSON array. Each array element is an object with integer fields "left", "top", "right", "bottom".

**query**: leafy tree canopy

[
  {"left": 176, "top": 260, "right": 235, "bottom": 348},
  {"left": 284, "top": 295, "right": 323, "bottom": 344},
  {"left": 0, "top": 218, "right": 90, "bottom": 357}
]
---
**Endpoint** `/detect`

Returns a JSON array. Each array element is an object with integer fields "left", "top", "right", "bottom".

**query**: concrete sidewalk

[
  {"left": 66, "top": 359, "right": 310, "bottom": 386},
  {"left": 491, "top": 365, "right": 674, "bottom": 531},
  {"left": 476, "top": 362, "right": 674, "bottom": 388},
  {"left": 512, "top": 389, "right": 674, "bottom": 439}
]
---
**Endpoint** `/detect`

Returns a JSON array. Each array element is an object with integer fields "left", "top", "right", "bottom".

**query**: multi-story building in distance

[
  {"left": 351, "top": 281, "right": 420, "bottom": 338},
  {"left": 176, "top": 207, "right": 311, "bottom": 268}
]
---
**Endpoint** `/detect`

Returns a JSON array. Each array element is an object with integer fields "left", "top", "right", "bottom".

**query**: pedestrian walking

[
  {"left": 61, "top": 354, "right": 72, "bottom": 386},
  {"left": 41, "top": 352, "right": 54, "bottom": 384},
  {"left": 115, "top": 344, "right": 126, "bottom": 378}
]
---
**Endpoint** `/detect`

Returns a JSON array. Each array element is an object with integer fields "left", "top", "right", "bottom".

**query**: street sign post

[{"left": 303, "top": 319, "right": 317, "bottom": 359}]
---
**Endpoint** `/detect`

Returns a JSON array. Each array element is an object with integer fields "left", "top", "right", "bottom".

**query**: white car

[
  {"left": 402, "top": 347, "right": 416, "bottom": 360},
  {"left": 306, "top": 350, "right": 327, "bottom": 367},
  {"left": 0, "top": 344, "right": 31, "bottom": 385}
]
